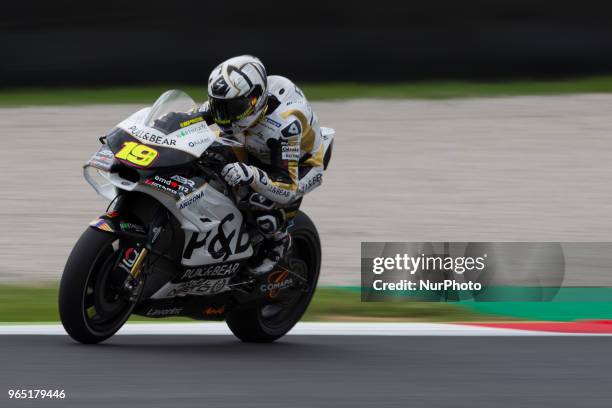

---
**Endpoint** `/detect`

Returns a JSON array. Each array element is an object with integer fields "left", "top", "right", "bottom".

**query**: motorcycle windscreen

[{"left": 104, "top": 89, "right": 220, "bottom": 169}]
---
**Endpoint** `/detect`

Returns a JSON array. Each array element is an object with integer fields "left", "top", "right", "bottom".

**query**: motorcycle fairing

[
  {"left": 87, "top": 161, "right": 253, "bottom": 268},
  {"left": 113, "top": 107, "right": 217, "bottom": 158},
  {"left": 84, "top": 90, "right": 255, "bottom": 300},
  {"left": 89, "top": 211, "right": 148, "bottom": 241},
  {"left": 133, "top": 294, "right": 230, "bottom": 321},
  {"left": 179, "top": 180, "right": 252, "bottom": 261}
]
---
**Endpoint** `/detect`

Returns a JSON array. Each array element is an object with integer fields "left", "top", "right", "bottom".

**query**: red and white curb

[{"left": 1, "top": 322, "right": 611, "bottom": 336}]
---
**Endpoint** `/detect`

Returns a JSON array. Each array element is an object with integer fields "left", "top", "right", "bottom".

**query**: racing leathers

[{"left": 202, "top": 75, "right": 325, "bottom": 274}]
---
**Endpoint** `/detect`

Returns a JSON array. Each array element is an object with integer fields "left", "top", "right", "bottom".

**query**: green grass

[
  {"left": 4, "top": 284, "right": 611, "bottom": 323},
  {"left": 304, "top": 77, "right": 612, "bottom": 100},
  {"left": 302, "top": 288, "right": 494, "bottom": 322},
  {"left": 3, "top": 76, "right": 612, "bottom": 106},
  {"left": 0, "top": 284, "right": 490, "bottom": 323},
  {"left": 0, "top": 285, "right": 60, "bottom": 323}
]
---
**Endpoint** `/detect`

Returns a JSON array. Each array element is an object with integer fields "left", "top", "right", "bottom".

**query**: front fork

[
  {"left": 121, "top": 212, "right": 168, "bottom": 302},
  {"left": 121, "top": 247, "right": 149, "bottom": 302},
  {"left": 129, "top": 247, "right": 149, "bottom": 279},
  {"left": 91, "top": 205, "right": 169, "bottom": 303}
]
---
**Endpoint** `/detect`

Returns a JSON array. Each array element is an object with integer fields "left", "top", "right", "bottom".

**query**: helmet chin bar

[{"left": 222, "top": 103, "right": 269, "bottom": 135}]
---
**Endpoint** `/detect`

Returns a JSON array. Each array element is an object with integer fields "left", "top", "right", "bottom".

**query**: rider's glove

[{"left": 221, "top": 163, "right": 255, "bottom": 186}]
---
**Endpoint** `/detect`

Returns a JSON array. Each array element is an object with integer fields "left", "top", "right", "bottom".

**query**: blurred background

[
  {"left": 2, "top": 1, "right": 612, "bottom": 323},
  {"left": 4, "top": 0, "right": 612, "bottom": 86}
]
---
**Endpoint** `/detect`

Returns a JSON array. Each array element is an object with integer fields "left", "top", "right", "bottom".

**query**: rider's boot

[{"left": 248, "top": 213, "right": 292, "bottom": 275}]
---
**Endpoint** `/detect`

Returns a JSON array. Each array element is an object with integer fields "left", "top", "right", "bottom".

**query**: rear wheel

[
  {"left": 59, "top": 227, "right": 138, "bottom": 344},
  {"left": 226, "top": 211, "right": 321, "bottom": 342}
]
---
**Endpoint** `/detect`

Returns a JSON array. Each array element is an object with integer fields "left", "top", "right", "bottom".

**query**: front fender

[{"left": 89, "top": 211, "right": 148, "bottom": 242}]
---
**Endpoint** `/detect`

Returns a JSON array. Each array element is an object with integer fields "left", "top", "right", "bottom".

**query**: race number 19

[{"left": 115, "top": 141, "right": 158, "bottom": 167}]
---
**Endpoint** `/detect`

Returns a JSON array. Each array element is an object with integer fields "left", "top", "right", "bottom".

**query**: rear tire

[
  {"left": 59, "top": 227, "right": 136, "bottom": 344},
  {"left": 226, "top": 211, "right": 321, "bottom": 343}
]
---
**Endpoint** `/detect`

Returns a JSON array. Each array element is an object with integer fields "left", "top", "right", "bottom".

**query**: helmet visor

[{"left": 209, "top": 95, "right": 257, "bottom": 125}]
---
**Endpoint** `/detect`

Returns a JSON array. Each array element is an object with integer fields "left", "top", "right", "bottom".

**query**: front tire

[
  {"left": 226, "top": 211, "right": 321, "bottom": 343},
  {"left": 59, "top": 228, "right": 136, "bottom": 344}
]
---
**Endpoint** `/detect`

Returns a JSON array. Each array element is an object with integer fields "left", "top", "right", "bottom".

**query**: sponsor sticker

[
  {"left": 180, "top": 263, "right": 241, "bottom": 280},
  {"left": 188, "top": 138, "right": 209, "bottom": 148},
  {"left": 169, "top": 278, "right": 231, "bottom": 297},
  {"left": 90, "top": 218, "right": 114, "bottom": 232},
  {"left": 203, "top": 306, "right": 225, "bottom": 316},
  {"left": 146, "top": 307, "right": 183, "bottom": 317},
  {"left": 178, "top": 123, "right": 206, "bottom": 137},
  {"left": 127, "top": 125, "right": 177, "bottom": 146},
  {"left": 281, "top": 120, "right": 302, "bottom": 138},
  {"left": 117, "top": 247, "right": 139, "bottom": 274},
  {"left": 299, "top": 173, "right": 322, "bottom": 194},
  {"left": 265, "top": 117, "right": 282, "bottom": 128},
  {"left": 178, "top": 188, "right": 205, "bottom": 210},
  {"left": 120, "top": 222, "right": 146, "bottom": 234},
  {"left": 261, "top": 269, "right": 294, "bottom": 298},
  {"left": 281, "top": 144, "right": 300, "bottom": 161},
  {"left": 145, "top": 175, "right": 194, "bottom": 197},
  {"left": 268, "top": 185, "right": 291, "bottom": 198},
  {"left": 88, "top": 147, "right": 115, "bottom": 170},
  {"left": 180, "top": 116, "right": 204, "bottom": 128},
  {"left": 171, "top": 175, "right": 196, "bottom": 188}
]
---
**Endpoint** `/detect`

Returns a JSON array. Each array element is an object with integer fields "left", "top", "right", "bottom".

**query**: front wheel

[
  {"left": 226, "top": 211, "right": 321, "bottom": 343},
  {"left": 59, "top": 228, "right": 138, "bottom": 344}
]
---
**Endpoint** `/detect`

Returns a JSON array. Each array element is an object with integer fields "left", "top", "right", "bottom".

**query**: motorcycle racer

[{"left": 199, "top": 55, "right": 326, "bottom": 275}]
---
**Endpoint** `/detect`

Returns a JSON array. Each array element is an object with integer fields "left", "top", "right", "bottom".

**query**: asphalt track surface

[
  {"left": 1, "top": 334, "right": 612, "bottom": 408},
  {"left": 2, "top": 95, "right": 612, "bottom": 285}
]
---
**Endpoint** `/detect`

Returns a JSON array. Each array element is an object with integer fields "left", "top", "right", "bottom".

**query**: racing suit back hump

[{"left": 238, "top": 75, "right": 324, "bottom": 206}]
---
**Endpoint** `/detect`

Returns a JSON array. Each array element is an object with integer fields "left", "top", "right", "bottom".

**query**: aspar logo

[
  {"left": 178, "top": 190, "right": 205, "bottom": 210},
  {"left": 260, "top": 269, "right": 293, "bottom": 298},
  {"left": 146, "top": 307, "right": 183, "bottom": 317}
]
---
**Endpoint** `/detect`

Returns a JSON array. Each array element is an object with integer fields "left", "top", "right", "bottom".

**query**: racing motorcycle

[{"left": 58, "top": 90, "right": 334, "bottom": 344}]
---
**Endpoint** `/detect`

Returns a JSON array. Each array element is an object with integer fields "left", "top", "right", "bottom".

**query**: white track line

[{"left": 0, "top": 322, "right": 611, "bottom": 336}]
